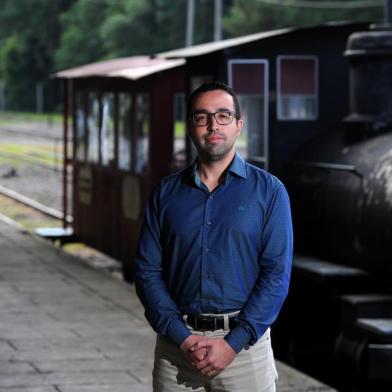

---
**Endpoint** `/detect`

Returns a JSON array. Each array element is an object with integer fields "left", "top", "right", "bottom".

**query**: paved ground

[{"left": 0, "top": 218, "right": 336, "bottom": 392}]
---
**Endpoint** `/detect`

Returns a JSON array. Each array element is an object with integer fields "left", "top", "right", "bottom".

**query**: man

[{"left": 135, "top": 81, "right": 293, "bottom": 391}]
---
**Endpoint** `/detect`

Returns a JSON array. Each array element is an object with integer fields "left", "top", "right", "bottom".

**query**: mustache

[{"left": 204, "top": 130, "right": 226, "bottom": 139}]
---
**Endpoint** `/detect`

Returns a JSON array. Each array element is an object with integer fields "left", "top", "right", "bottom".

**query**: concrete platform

[{"left": 0, "top": 218, "right": 336, "bottom": 392}]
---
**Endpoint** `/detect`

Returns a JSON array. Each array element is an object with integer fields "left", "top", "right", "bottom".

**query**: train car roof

[
  {"left": 55, "top": 21, "right": 368, "bottom": 80},
  {"left": 55, "top": 56, "right": 185, "bottom": 80},
  {"left": 158, "top": 28, "right": 292, "bottom": 58},
  {"left": 158, "top": 21, "right": 368, "bottom": 59}
]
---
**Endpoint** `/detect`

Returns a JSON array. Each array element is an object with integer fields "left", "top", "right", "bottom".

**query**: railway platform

[{"left": 0, "top": 218, "right": 337, "bottom": 392}]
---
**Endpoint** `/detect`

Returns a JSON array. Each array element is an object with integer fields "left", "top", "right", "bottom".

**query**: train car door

[
  {"left": 117, "top": 92, "right": 151, "bottom": 280},
  {"left": 228, "top": 60, "right": 269, "bottom": 170}
]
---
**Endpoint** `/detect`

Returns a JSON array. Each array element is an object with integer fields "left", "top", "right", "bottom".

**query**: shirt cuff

[
  {"left": 224, "top": 325, "right": 252, "bottom": 353},
  {"left": 166, "top": 318, "right": 192, "bottom": 347}
]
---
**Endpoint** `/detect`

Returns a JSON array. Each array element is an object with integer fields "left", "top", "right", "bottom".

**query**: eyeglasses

[{"left": 190, "top": 111, "right": 236, "bottom": 127}]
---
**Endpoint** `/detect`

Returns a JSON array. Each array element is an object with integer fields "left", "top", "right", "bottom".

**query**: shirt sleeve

[
  {"left": 224, "top": 179, "right": 293, "bottom": 353},
  {"left": 134, "top": 185, "right": 191, "bottom": 347}
]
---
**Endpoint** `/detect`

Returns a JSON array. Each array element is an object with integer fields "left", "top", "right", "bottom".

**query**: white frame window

[
  {"left": 87, "top": 92, "right": 100, "bottom": 163},
  {"left": 101, "top": 92, "right": 115, "bottom": 167},
  {"left": 134, "top": 93, "right": 150, "bottom": 175},
  {"left": 228, "top": 59, "right": 269, "bottom": 170},
  {"left": 74, "top": 91, "right": 86, "bottom": 162},
  {"left": 118, "top": 93, "right": 133, "bottom": 171},
  {"left": 277, "top": 55, "right": 318, "bottom": 121},
  {"left": 172, "top": 93, "right": 186, "bottom": 171}
]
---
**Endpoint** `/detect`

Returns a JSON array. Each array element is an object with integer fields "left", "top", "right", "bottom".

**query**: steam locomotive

[{"left": 281, "top": 24, "right": 392, "bottom": 392}]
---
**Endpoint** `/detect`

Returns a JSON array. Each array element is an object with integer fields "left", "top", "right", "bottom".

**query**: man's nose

[{"left": 207, "top": 114, "right": 219, "bottom": 130}]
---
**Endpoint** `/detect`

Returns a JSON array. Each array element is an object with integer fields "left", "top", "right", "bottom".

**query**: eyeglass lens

[{"left": 192, "top": 111, "right": 234, "bottom": 126}]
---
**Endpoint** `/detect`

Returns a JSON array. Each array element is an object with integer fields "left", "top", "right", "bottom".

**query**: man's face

[{"left": 187, "top": 89, "right": 243, "bottom": 162}]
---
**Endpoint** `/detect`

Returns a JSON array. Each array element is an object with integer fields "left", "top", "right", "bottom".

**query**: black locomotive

[{"left": 281, "top": 23, "right": 392, "bottom": 392}]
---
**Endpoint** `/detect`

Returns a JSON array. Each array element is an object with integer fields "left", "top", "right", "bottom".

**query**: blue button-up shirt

[{"left": 135, "top": 154, "right": 293, "bottom": 353}]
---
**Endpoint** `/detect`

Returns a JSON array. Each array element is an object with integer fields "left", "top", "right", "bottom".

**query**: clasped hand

[{"left": 180, "top": 335, "right": 236, "bottom": 377}]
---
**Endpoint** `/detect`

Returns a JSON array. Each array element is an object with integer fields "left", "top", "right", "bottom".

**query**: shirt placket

[{"left": 200, "top": 191, "right": 215, "bottom": 310}]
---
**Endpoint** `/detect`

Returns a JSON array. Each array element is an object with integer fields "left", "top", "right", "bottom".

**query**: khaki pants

[{"left": 153, "top": 328, "right": 278, "bottom": 392}]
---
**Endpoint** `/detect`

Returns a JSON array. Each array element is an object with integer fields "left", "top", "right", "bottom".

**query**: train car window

[
  {"left": 101, "top": 93, "right": 115, "bottom": 167},
  {"left": 277, "top": 56, "right": 318, "bottom": 121},
  {"left": 228, "top": 60, "right": 269, "bottom": 170},
  {"left": 74, "top": 91, "right": 86, "bottom": 162},
  {"left": 87, "top": 92, "right": 100, "bottom": 163},
  {"left": 134, "top": 93, "right": 150, "bottom": 174},
  {"left": 172, "top": 93, "right": 186, "bottom": 171},
  {"left": 238, "top": 95, "right": 264, "bottom": 159},
  {"left": 118, "top": 93, "right": 132, "bottom": 171}
]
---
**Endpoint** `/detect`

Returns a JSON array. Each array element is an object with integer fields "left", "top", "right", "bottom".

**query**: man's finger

[
  {"left": 190, "top": 340, "right": 211, "bottom": 351},
  {"left": 193, "top": 358, "right": 209, "bottom": 370},
  {"left": 188, "top": 347, "right": 207, "bottom": 362},
  {"left": 201, "top": 366, "right": 217, "bottom": 376}
]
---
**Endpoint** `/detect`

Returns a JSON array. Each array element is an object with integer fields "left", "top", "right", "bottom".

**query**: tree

[
  {"left": 0, "top": 0, "right": 385, "bottom": 112},
  {"left": 99, "top": 0, "right": 214, "bottom": 59},
  {"left": 223, "top": 0, "right": 383, "bottom": 37},
  {"left": 56, "top": 0, "right": 219, "bottom": 65},
  {"left": 55, "top": 0, "right": 108, "bottom": 70},
  {"left": 0, "top": 0, "right": 75, "bottom": 111}
]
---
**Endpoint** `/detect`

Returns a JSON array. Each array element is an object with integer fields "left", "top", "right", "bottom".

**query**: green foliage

[
  {"left": 55, "top": 0, "right": 108, "bottom": 70},
  {"left": 0, "top": 35, "right": 52, "bottom": 110},
  {"left": 224, "top": 0, "right": 383, "bottom": 36},
  {"left": 98, "top": 0, "right": 189, "bottom": 58},
  {"left": 0, "top": 0, "right": 75, "bottom": 111},
  {"left": 56, "top": 0, "right": 214, "bottom": 66},
  {"left": 99, "top": 0, "right": 159, "bottom": 58},
  {"left": 0, "top": 0, "right": 385, "bottom": 112}
]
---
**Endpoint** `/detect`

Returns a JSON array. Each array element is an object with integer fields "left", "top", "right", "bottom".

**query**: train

[
  {"left": 56, "top": 18, "right": 392, "bottom": 392},
  {"left": 282, "top": 23, "right": 392, "bottom": 391}
]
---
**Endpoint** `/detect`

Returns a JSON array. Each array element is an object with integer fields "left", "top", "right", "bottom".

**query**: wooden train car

[{"left": 57, "top": 57, "right": 185, "bottom": 281}]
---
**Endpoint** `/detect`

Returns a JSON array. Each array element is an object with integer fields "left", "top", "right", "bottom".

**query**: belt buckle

[
  {"left": 198, "top": 315, "right": 217, "bottom": 330},
  {"left": 199, "top": 315, "right": 210, "bottom": 330},
  {"left": 193, "top": 315, "right": 198, "bottom": 329}
]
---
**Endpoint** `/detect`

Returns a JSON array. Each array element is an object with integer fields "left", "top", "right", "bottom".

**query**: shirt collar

[
  {"left": 182, "top": 153, "right": 247, "bottom": 185},
  {"left": 227, "top": 153, "right": 247, "bottom": 179}
]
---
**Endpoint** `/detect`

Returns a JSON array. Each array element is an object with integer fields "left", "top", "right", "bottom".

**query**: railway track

[
  {"left": 0, "top": 151, "right": 62, "bottom": 172},
  {"left": 0, "top": 123, "right": 62, "bottom": 141},
  {"left": 0, "top": 120, "right": 70, "bottom": 225},
  {"left": 0, "top": 124, "right": 65, "bottom": 172},
  {"left": 0, "top": 185, "right": 72, "bottom": 224}
]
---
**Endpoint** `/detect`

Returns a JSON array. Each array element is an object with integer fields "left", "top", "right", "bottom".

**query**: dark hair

[{"left": 186, "top": 81, "right": 241, "bottom": 122}]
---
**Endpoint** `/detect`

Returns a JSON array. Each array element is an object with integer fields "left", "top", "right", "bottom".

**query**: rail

[{"left": 0, "top": 185, "right": 73, "bottom": 224}]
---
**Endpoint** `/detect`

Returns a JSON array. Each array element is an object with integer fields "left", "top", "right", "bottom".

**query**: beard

[{"left": 198, "top": 132, "right": 235, "bottom": 162}]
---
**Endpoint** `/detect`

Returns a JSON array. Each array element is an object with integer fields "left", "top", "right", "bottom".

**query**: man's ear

[{"left": 236, "top": 119, "right": 244, "bottom": 136}]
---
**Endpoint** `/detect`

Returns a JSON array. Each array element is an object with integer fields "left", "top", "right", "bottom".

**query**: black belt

[{"left": 186, "top": 314, "right": 237, "bottom": 331}]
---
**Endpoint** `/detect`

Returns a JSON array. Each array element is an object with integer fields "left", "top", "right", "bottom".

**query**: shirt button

[
  {"left": 209, "top": 195, "right": 214, "bottom": 200},
  {"left": 205, "top": 248, "right": 210, "bottom": 252},
  {"left": 207, "top": 221, "right": 212, "bottom": 225}
]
